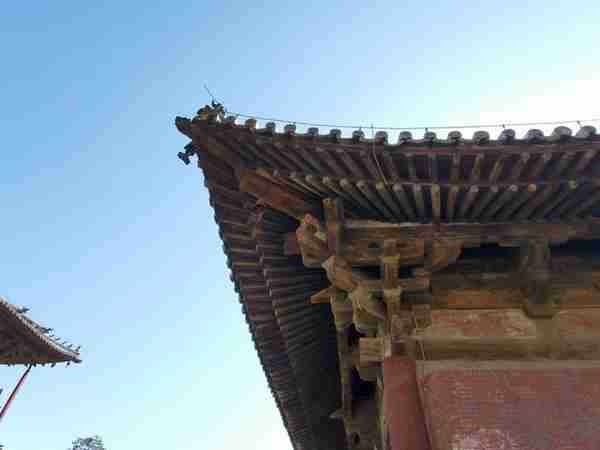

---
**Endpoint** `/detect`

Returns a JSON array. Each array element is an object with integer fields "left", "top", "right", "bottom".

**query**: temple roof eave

[
  {"left": 0, "top": 296, "right": 81, "bottom": 366},
  {"left": 175, "top": 107, "right": 600, "bottom": 450}
]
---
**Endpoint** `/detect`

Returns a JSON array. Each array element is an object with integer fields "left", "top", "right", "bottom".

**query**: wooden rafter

[{"left": 238, "top": 169, "right": 321, "bottom": 220}]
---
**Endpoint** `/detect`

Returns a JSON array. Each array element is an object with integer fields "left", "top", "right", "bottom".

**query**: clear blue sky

[{"left": 0, "top": 2, "right": 599, "bottom": 449}]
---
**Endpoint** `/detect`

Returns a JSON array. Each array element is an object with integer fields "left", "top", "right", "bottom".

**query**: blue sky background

[{"left": 1, "top": 2, "right": 599, "bottom": 449}]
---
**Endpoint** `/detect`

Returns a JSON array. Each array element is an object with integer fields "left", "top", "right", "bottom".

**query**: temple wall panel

[{"left": 416, "top": 360, "right": 600, "bottom": 450}]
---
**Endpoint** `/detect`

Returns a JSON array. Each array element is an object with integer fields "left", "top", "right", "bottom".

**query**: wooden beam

[
  {"left": 239, "top": 169, "right": 321, "bottom": 220},
  {"left": 432, "top": 285, "right": 600, "bottom": 310},
  {"left": 290, "top": 218, "right": 600, "bottom": 267},
  {"left": 322, "top": 255, "right": 429, "bottom": 293},
  {"left": 412, "top": 308, "right": 600, "bottom": 360},
  {"left": 342, "top": 219, "right": 600, "bottom": 245},
  {"left": 432, "top": 287, "right": 524, "bottom": 309},
  {"left": 312, "top": 277, "right": 600, "bottom": 312}
]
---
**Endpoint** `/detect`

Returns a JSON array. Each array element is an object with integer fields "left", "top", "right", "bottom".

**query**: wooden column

[{"left": 382, "top": 357, "right": 431, "bottom": 450}]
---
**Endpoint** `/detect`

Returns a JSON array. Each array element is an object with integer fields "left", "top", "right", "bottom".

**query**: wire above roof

[{"left": 224, "top": 110, "right": 600, "bottom": 132}]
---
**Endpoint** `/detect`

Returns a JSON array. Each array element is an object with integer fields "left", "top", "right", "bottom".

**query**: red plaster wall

[
  {"left": 419, "top": 361, "right": 600, "bottom": 450},
  {"left": 382, "top": 357, "right": 431, "bottom": 450}
]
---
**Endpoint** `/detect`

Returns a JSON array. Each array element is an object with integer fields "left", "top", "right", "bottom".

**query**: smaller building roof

[{"left": 0, "top": 296, "right": 81, "bottom": 365}]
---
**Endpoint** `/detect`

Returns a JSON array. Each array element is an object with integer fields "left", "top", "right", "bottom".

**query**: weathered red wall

[
  {"left": 420, "top": 361, "right": 600, "bottom": 450},
  {"left": 382, "top": 357, "right": 431, "bottom": 450},
  {"left": 384, "top": 358, "right": 600, "bottom": 450}
]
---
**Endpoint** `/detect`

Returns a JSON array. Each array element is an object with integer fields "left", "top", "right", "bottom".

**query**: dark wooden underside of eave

[
  {"left": 202, "top": 160, "right": 346, "bottom": 450},
  {"left": 185, "top": 120, "right": 600, "bottom": 223}
]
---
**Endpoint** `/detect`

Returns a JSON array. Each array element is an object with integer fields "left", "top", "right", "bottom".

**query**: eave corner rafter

[
  {"left": 239, "top": 169, "right": 322, "bottom": 220},
  {"left": 179, "top": 115, "right": 322, "bottom": 221}
]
